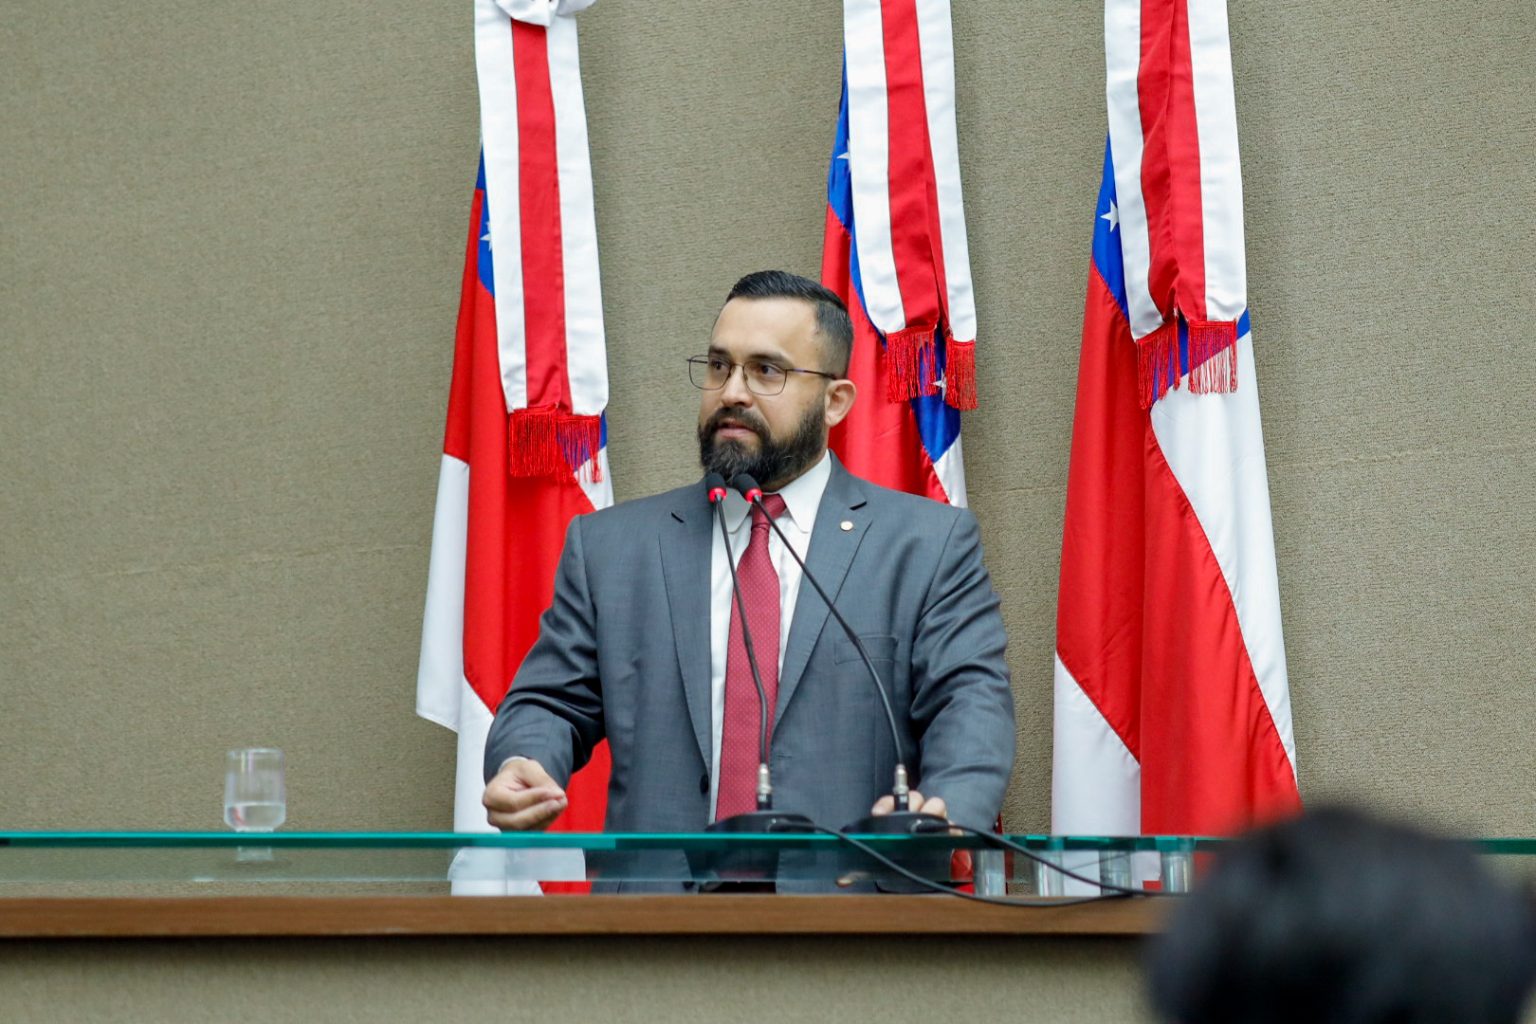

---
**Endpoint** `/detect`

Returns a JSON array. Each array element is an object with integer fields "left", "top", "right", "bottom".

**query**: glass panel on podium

[{"left": 3, "top": 833, "right": 1532, "bottom": 897}]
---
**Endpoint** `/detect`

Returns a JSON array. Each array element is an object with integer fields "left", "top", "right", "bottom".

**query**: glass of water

[{"left": 224, "top": 748, "right": 287, "bottom": 832}]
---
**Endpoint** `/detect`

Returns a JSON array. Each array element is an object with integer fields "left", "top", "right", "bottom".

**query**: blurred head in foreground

[{"left": 1147, "top": 806, "right": 1536, "bottom": 1024}]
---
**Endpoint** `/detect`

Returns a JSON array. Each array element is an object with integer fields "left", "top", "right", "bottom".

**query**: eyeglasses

[{"left": 686, "top": 355, "right": 837, "bottom": 396}]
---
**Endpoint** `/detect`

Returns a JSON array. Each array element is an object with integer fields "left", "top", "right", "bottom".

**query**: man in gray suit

[{"left": 481, "top": 270, "right": 1014, "bottom": 837}]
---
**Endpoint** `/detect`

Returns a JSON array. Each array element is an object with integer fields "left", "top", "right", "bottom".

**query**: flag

[
  {"left": 1051, "top": 0, "right": 1300, "bottom": 844},
  {"left": 823, "top": 2, "right": 980, "bottom": 885},
  {"left": 823, "top": 0, "right": 977, "bottom": 508},
  {"left": 417, "top": 0, "right": 610, "bottom": 894}
]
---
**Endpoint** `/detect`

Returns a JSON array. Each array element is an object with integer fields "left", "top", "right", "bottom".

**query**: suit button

[{"left": 699, "top": 774, "right": 709, "bottom": 794}]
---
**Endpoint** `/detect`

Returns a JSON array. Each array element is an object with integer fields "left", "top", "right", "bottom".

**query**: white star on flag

[{"left": 1101, "top": 201, "right": 1119, "bottom": 231}]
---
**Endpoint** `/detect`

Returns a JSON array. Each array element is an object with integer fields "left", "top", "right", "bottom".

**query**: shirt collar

[{"left": 720, "top": 450, "right": 832, "bottom": 534}]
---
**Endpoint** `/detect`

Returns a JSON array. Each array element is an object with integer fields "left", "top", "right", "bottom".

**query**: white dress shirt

[{"left": 707, "top": 451, "right": 831, "bottom": 817}]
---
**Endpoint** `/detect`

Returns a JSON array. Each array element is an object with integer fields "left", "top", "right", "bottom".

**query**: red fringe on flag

[
  {"left": 1188, "top": 319, "right": 1239, "bottom": 395},
  {"left": 508, "top": 406, "right": 603, "bottom": 482},
  {"left": 945, "top": 336, "right": 977, "bottom": 410},
  {"left": 557, "top": 412, "right": 604, "bottom": 483},
  {"left": 1136, "top": 319, "right": 1180, "bottom": 409},
  {"left": 883, "top": 325, "right": 937, "bottom": 402},
  {"left": 509, "top": 406, "right": 563, "bottom": 477}
]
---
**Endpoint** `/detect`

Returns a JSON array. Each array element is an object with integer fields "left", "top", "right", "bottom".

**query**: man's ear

[{"left": 823, "top": 378, "right": 857, "bottom": 429}]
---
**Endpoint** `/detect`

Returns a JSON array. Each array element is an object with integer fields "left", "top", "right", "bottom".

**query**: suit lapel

[
  {"left": 659, "top": 499, "right": 714, "bottom": 769},
  {"left": 775, "top": 460, "right": 869, "bottom": 727}
]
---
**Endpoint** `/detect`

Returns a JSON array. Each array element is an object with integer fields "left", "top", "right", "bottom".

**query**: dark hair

[
  {"left": 1147, "top": 807, "right": 1536, "bottom": 1024},
  {"left": 724, "top": 270, "right": 854, "bottom": 377}
]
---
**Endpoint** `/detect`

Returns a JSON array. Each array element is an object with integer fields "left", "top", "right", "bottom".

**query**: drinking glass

[{"left": 224, "top": 748, "right": 287, "bottom": 832}]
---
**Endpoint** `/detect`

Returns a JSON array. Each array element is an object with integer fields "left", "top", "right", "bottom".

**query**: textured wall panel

[{"left": 2, "top": 1, "right": 1532, "bottom": 844}]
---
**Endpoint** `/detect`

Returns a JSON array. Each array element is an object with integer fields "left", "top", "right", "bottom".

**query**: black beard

[{"left": 697, "top": 403, "right": 827, "bottom": 491}]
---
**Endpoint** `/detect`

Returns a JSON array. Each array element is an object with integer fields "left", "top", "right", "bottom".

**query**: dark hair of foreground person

[{"left": 1146, "top": 806, "right": 1536, "bottom": 1024}]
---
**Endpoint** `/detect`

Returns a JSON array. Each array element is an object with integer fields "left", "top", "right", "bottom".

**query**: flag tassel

[
  {"left": 509, "top": 406, "right": 561, "bottom": 477},
  {"left": 883, "top": 325, "right": 937, "bottom": 402},
  {"left": 1136, "top": 319, "right": 1180, "bottom": 409},
  {"left": 1188, "top": 319, "right": 1239, "bottom": 395},
  {"left": 945, "top": 334, "right": 977, "bottom": 411},
  {"left": 508, "top": 406, "right": 603, "bottom": 480},
  {"left": 557, "top": 412, "right": 604, "bottom": 483}
]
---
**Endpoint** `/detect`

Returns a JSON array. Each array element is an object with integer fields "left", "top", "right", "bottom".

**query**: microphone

[
  {"left": 729, "top": 472, "right": 948, "bottom": 837},
  {"left": 701, "top": 473, "right": 811, "bottom": 837}
]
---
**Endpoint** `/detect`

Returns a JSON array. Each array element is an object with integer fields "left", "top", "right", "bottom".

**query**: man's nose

[{"left": 718, "top": 364, "right": 755, "bottom": 405}]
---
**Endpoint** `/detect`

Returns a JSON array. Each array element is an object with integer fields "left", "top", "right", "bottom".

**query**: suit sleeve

[
  {"left": 908, "top": 510, "right": 1016, "bottom": 830},
  {"left": 481, "top": 515, "right": 605, "bottom": 788}
]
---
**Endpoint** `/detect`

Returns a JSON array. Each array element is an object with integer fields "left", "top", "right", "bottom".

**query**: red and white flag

[
  {"left": 824, "top": 0, "right": 976, "bottom": 507},
  {"left": 824, "top": 1, "right": 984, "bottom": 885},
  {"left": 1052, "top": 0, "right": 1300, "bottom": 845},
  {"left": 417, "top": 0, "right": 610, "bottom": 891}
]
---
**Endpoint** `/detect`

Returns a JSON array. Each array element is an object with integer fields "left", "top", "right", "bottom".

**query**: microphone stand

[
  {"left": 702, "top": 474, "right": 811, "bottom": 836},
  {"left": 730, "top": 474, "right": 948, "bottom": 838}
]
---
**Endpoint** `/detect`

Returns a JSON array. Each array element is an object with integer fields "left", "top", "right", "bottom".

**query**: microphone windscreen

[
  {"left": 729, "top": 473, "right": 763, "bottom": 502},
  {"left": 703, "top": 472, "right": 728, "bottom": 504}
]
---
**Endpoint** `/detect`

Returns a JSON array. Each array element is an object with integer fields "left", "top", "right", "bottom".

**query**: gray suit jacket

[{"left": 484, "top": 457, "right": 1015, "bottom": 842}]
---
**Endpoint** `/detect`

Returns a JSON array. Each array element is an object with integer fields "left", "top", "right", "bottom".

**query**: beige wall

[
  {"left": 2, "top": 0, "right": 1533, "bottom": 1019},
  {"left": 0, "top": 936, "right": 1150, "bottom": 1023}
]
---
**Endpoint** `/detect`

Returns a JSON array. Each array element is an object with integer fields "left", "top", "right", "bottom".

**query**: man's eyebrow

[{"left": 707, "top": 343, "right": 792, "bottom": 365}]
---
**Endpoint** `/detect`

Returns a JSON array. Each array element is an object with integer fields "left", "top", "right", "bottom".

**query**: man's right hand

[{"left": 482, "top": 758, "right": 568, "bottom": 831}]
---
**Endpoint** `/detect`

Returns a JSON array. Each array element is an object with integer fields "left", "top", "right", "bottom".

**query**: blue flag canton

[
  {"left": 476, "top": 155, "right": 496, "bottom": 297},
  {"left": 1092, "top": 138, "right": 1130, "bottom": 323}
]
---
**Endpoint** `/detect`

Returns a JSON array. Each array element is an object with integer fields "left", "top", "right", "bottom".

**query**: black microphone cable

[
  {"left": 802, "top": 823, "right": 1137, "bottom": 908},
  {"left": 939, "top": 822, "right": 1183, "bottom": 898}
]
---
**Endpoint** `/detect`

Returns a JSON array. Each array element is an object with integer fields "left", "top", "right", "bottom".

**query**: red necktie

[{"left": 716, "top": 493, "right": 788, "bottom": 819}]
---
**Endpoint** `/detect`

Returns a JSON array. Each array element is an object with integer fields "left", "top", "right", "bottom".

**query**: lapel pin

[{"left": 840, "top": 520, "right": 854, "bottom": 532}]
